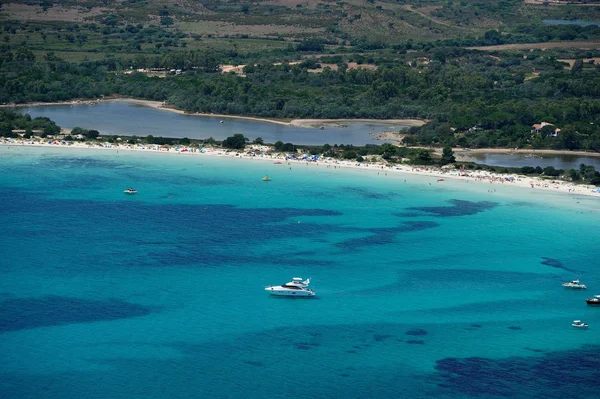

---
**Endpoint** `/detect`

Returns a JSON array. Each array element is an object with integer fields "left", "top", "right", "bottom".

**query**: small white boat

[
  {"left": 562, "top": 280, "right": 586, "bottom": 289},
  {"left": 265, "top": 277, "right": 315, "bottom": 297},
  {"left": 572, "top": 320, "right": 588, "bottom": 328}
]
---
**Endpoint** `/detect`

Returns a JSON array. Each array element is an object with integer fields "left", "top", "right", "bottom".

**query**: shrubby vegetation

[
  {"left": 0, "top": 109, "right": 60, "bottom": 137},
  {"left": 222, "top": 133, "right": 248, "bottom": 149}
]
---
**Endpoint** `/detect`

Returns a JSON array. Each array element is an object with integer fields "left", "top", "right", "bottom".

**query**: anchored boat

[
  {"left": 562, "top": 280, "right": 586, "bottom": 289},
  {"left": 265, "top": 277, "right": 315, "bottom": 297}
]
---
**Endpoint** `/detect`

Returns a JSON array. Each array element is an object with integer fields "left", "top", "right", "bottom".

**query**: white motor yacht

[
  {"left": 265, "top": 277, "right": 315, "bottom": 297},
  {"left": 572, "top": 320, "right": 588, "bottom": 328},
  {"left": 124, "top": 187, "right": 137, "bottom": 194},
  {"left": 562, "top": 280, "right": 586, "bottom": 289}
]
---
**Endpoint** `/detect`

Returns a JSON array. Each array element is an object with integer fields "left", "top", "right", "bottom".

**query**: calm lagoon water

[
  {"left": 460, "top": 152, "right": 600, "bottom": 170},
  {"left": 1, "top": 145, "right": 599, "bottom": 398},
  {"left": 21, "top": 101, "right": 414, "bottom": 146}
]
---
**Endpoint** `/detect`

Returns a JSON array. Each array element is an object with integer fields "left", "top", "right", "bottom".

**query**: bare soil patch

[
  {"left": 220, "top": 62, "right": 376, "bottom": 76},
  {"left": 2, "top": 4, "right": 106, "bottom": 22},
  {"left": 308, "top": 62, "right": 378, "bottom": 73},
  {"left": 220, "top": 65, "right": 246, "bottom": 76},
  {"left": 524, "top": 72, "right": 541, "bottom": 80},
  {"left": 557, "top": 58, "right": 600, "bottom": 68}
]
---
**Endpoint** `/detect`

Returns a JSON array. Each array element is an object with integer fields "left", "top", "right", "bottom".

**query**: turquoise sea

[{"left": 1, "top": 145, "right": 599, "bottom": 399}]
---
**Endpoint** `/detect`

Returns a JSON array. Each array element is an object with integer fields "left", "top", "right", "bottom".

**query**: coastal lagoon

[
  {"left": 459, "top": 152, "right": 600, "bottom": 170},
  {"left": 20, "top": 101, "right": 600, "bottom": 170},
  {"left": 20, "top": 101, "right": 415, "bottom": 146},
  {"left": 1, "top": 146, "right": 600, "bottom": 399}
]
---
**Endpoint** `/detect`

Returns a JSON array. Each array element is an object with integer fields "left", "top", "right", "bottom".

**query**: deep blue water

[
  {"left": 20, "top": 101, "right": 414, "bottom": 146},
  {"left": 1, "top": 146, "right": 600, "bottom": 398}
]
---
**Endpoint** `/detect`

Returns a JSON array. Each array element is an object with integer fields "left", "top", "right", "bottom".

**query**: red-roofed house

[{"left": 532, "top": 121, "right": 560, "bottom": 137}]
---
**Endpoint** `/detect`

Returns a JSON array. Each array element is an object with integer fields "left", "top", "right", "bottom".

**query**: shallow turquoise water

[{"left": 1, "top": 146, "right": 599, "bottom": 398}]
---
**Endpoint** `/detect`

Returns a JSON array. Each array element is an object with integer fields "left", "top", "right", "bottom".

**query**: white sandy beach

[{"left": 2, "top": 140, "right": 599, "bottom": 199}]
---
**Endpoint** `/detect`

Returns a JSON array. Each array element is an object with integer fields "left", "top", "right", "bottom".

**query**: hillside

[{"left": 3, "top": 0, "right": 600, "bottom": 61}]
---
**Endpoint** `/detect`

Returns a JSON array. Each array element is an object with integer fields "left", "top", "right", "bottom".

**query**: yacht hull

[{"left": 265, "top": 287, "right": 315, "bottom": 297}]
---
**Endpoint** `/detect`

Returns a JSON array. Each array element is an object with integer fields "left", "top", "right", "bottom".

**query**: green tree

[
  {"left": 160, "top": 16, "right": 173, "bottom": 27},
  {"left": 342, "top": 150, "right": 358, "bottom": 159},
  {"left": 542, "top": 166, "right": 561, "bottom": 177},
  {"left": 253, "top": 137, "right": 264, "bottom": 145},
  {"left": 71, "top": 126, "right": 87, "bottom": 136},
  {"left": 558, "top": 126, "right": 579, "bottom": 150},
  {"left": 43, "top": 124, "right": 60, "bottom": 135},
  {"left": 571, "top": 59, "right": 584, "bottom": 74},
  {"left": 281, "top": 142, "right": 296, "bottom": 152},
  {"left": 540, "top": 125, "right": 556, "bottom": 138},
  {"left": 222, "top": 133, "right": 248, "bottom": 149},
  {"left": 380, "top": 143, "right": 397, "bottom": 159},
  {"left": 297, "top": 39, "right": 324, "bottom": 52},
  {"left": 86, "top": 129, "right": 100, "bottom": 139},
  {"left": 440, "top": 146, "right": 456, "bottom": 165},
  {"left": 413, "top": 149, "right": 433, "bottom": 165},
  {"left": 14, "top": 47, "right": 35, "bottom": 62},
  {"left": 569, "top": 169, "right": 581, "bottom": 181},
  {"left": 0, "top": 122, "right": 12, "bottom": 137}
]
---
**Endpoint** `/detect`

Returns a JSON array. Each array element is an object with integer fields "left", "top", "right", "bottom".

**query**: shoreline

[
  {"left": 2, "top": 141, "right": 599, "bottom": 199},
  {"left": 0, "top": 97, "right": 426, "bottom": 129}
]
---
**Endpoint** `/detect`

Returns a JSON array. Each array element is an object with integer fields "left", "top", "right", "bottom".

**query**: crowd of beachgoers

[{"left": 2, "top": 137, "right": 600, "bottom": 198}]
